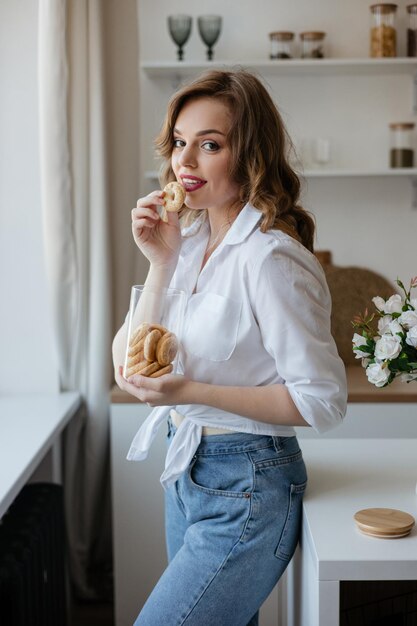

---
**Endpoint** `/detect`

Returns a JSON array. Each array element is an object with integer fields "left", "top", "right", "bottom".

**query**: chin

[{"left": 184, "top": 197, "right": 206, "bottom": 212}]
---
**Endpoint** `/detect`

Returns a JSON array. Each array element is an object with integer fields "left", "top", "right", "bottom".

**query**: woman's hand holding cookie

[{"left": 131, "top": 189, "right": 182, "bottom": 268}]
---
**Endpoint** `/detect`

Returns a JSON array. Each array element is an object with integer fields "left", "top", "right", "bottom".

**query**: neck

[
  {"left": 206, "top": 221, "right": 231, "bottom": 254},
  {"left": 207, "top": 202, "right": 240, "bottom": 239},
  {"left": 203, "top": 213, "right": 236, "bottom": 265}
]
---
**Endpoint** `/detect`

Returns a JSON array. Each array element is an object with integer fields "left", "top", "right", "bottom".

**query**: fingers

[
  {"left": 135, "top": 191, "right": 165, "bottom": 212},
  {"left": 127, "top": 372, "right": 159, "bottom": 388},
  {"left": 132, "top": 206, "right": 160, "bottom": 220},
  {"left": 165, "top": 209, "right": 180, "bottom": 228},
  {"left": 116, "top": 366, "right": 152, "bottom": 403},
  {"left": 132, "top": 216, "right": 158, "bottom": 233},
  {"left": 131, "top": 192, "right": 166, "bottom": 237}
]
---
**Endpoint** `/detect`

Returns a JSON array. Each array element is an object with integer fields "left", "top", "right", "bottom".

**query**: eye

[
  {"left": 173, "top": 138, "right": 185, "bottom": 149},
  {"left": 202, "top": 140, "right": 219, "bottom": 152}
]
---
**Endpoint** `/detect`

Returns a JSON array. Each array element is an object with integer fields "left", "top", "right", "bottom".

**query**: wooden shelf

[
  {"left": 141, "top": 58, "right": 417, "bottom": 79},
  {"left": 347, "top": 366, "right": 417, "bottom": 403}
]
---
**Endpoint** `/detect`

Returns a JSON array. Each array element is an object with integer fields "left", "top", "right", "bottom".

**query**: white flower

[
  {"left": 362, "top": 357, "right": 371, "bottom": 367},
  {"left": 383, "top": 294, "right": 403, "bottom": 314},
  {"left": 399, "top": 310, "right": 417, "bottom": 329},
  {"left": 388, "top": 319, "right": 404, "bottom": 336},
  {"left": 372, "top": 296, "right": 386, "bottom": 311},
  {"left": 352, "top": 333, "right": 372, "bottom": 358},
  {"left": 406, "top": 326, "right": 417, "bottom": 348},
  {"left": 366, "top": 362, "right": 391, "bottom": 387},
  {"left": 378, "top": 315, "right": 392, "bottom": 335},
  {"left": 374, "top": 334, "right": 402, "bottom": 361}
]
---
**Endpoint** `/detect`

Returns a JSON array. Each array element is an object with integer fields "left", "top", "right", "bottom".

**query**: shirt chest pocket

[{"left": 183, "top": 292, "right": 242, "bottom": 362}]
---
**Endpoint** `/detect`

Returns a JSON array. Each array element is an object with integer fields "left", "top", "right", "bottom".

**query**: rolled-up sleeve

[{"left": 251, "top": 239, "right": 347, "bottom": 433}]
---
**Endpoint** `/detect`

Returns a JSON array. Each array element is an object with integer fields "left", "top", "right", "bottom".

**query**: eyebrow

[{"left": 173, "top": 127, "right": 226, "bottom": 137}]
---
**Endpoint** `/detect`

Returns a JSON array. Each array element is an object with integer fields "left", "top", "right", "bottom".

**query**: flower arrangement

[{"left": 352, "top": 277, "right": 417, "bottom": 387}]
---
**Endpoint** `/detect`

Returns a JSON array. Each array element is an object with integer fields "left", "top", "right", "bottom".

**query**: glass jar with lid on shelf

[
  {"left": 269, "top": 31, "right": 295, "bottom": 59},
  {"left": 390, "top": 122, "right": 415, "bottom": 168},
  {"left": 370, "top": 4, "right": 397, "bottom": 57},
  {"left": 299, "top": 32, "right": 326, "bottom": 58},
  {"left": 407, "top": 4, "right": 417, "bottom": 57}
]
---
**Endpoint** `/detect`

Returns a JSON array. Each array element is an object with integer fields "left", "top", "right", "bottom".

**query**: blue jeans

[{"left": 134, "top": 420, "right": 307, "bottom": 626}]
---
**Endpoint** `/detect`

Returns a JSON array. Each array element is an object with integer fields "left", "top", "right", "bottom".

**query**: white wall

[
  {"left": 0, "top": 0, "right": 58, "bottom": 394},
  {"left": 137, "top": 0, "right": 417, "bottom": 286}
]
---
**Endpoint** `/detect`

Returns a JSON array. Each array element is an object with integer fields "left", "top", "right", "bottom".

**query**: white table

[
  {"left": 287, "top": 438, "right": 417, "bottom": 626},
  {"left": 0, "top": 392, "right": 81, "bottom": 518}
]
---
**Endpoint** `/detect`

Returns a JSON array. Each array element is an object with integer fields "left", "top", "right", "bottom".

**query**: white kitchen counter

[
  {"left": 288, "top": 438, "right": 417, "bottom": 626},
  {"left": 0, "top": 392, "right": 81, "bottom": 518}
]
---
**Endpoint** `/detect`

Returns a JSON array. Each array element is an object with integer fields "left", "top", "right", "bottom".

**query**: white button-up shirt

[{"left": 127, "top": 203, "right": 347, "bottom": 488}]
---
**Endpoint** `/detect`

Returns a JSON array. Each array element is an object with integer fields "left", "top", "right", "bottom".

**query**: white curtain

[{"left": 38, "top": 0, "right": 112, "bottom": 598}]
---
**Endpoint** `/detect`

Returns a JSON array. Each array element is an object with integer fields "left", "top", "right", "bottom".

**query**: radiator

[{"left": 0, "top": 483, "right": 67, "bottom": 626}]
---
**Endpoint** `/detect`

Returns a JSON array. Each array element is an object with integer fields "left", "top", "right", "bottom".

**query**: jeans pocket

[
  {"left": 274, "top": 480, "right": 307, "bottom": 561},
  {"left": 188, "top": 453, "right": 253, "bottom": 498}
]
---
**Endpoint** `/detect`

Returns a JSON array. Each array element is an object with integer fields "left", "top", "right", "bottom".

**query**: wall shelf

[
  {"left": 304, "top": 168, "right": 417, "bottom": 178},
  {"left": 145, "top": 168, "right": 417, "bottom": 180},
  {"left": 141, "top": 58, "right": 417, "bottom": 79},
  {"left": 145, "top": 169, "right": 417, "bottom": 208}
]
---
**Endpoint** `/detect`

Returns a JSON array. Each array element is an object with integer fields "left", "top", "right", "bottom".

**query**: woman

[{"left": 113, "top": 69, "right": 347, "bottom": 626}]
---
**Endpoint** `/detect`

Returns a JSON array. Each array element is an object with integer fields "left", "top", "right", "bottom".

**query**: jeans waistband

[{"left": 168, "top": 413, "right": 297, "bottom": 455}]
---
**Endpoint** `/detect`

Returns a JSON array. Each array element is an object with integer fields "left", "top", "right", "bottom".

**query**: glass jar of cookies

[
  {"left": 370, "top": 4, "right": 397, "bottom": 57},
  {"left": 123, "top": 285, "right": 186, "bottom": 379}
]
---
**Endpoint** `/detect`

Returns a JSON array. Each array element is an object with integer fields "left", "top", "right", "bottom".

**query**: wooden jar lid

[{"left": 354, "top": 508, "right": 415, "bottom": 538}]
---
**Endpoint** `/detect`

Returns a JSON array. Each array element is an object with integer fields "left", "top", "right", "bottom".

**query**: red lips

[{"left": 180, "top": 174, "right": 207, "bottom": 192}]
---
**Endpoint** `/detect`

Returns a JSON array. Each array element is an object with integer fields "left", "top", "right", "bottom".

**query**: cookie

[
  {"left": 149, "top": 323, "right": 168, "bottom": 335},
  {"left": 156, "top": 332, "right": 178, "bottom": 366},
  {"left": 126, "top": 359, "right": 149, "bottom": 378},
  {"left": 128, "top": 336, "right": 145, "bottom": 358},
  {"left": 144, "top": 329, "right": 162, "bottom": 362},
  {"left": 135, "top": 361, "right": 161, "bottom": 377},
  {"left": 127, "top": 349, "right": 145, "bottom": 368},
  {"left": 163, "top": 182, "right": 185, "bottom": 212},
  {"left": 130, "top": 322, "right": 150, "bottom": 346},
  {"left": 149, "top": 364, "right": 173, "bottom": 378}
]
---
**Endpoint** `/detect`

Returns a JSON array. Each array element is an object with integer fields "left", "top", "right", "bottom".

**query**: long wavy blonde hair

[{"left": 155, "top": 68, "right": 315, "bottom": 252}]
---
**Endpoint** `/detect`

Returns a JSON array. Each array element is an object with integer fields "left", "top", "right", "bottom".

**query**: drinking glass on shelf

[
  {"left": 167, "top": 15, "right": 192, "bottom": 61},
  {"left": 123, "top": 285, "right": 186, "bottom": 380},
  {"left": 313, "top": 138, "right": 331, "bottom": 167},
  {"left": 198, "top": 15, "right": 222, "bottom": 60}
]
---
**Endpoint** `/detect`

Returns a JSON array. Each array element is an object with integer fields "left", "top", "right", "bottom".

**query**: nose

[{"left": 177, "top": 143, "right": 197, "bottom": 168}]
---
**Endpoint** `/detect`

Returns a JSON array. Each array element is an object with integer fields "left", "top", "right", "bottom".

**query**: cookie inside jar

[
  {"left": 123, "top": 285, "right": 186, "bottom": 379},
  {"left": 124, "top": 322, "right": 179, "bottom": 378}
]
